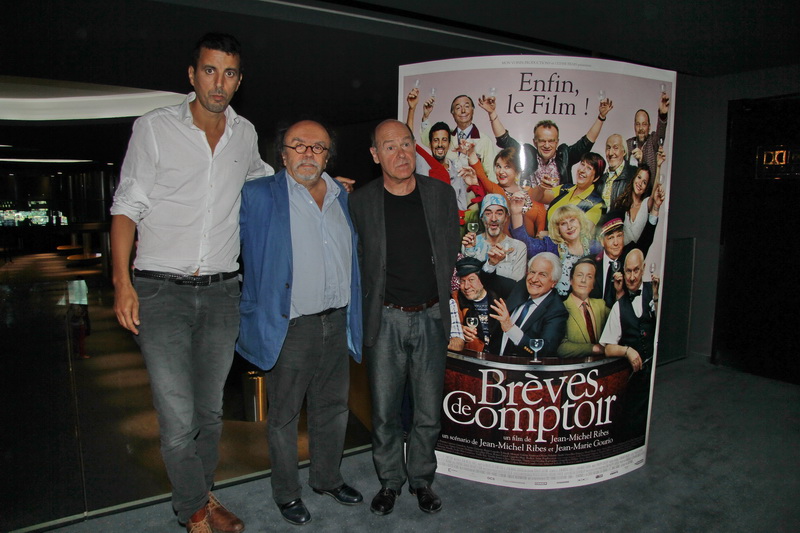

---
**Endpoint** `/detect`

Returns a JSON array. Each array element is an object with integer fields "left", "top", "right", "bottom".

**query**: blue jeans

[
  {"left": 265, "top": 308, "right": 350, "bottom": 504},
  {"left": 134, "top": 276, "right": 240, "bottom": 522},
  {"left": 366, "top": 304, "right": 447, "bottom": 491}
]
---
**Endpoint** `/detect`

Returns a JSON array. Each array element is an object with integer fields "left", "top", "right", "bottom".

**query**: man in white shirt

[
  {"left": 599, "top": 249, "right": 659, "bottom": 441},
  {"left": 420, "top": 94, "right": 497, "bottom": 182},
  {"left": 110, "top": 33, "right": 271, "bottom": 533}
]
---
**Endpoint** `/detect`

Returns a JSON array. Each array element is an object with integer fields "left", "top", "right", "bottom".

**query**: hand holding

[
  {"left": 540, "top": 174, "right": 558, "bottom": 189},
  {"left": 422, "top": 96, "right": 435, "bottom": 120},
  {"left": 407, "top": 87, "right": 420, "bottom": 110},
  {"left": 653, "top": 183, "right": 665, "bottom": 209},
  {"left": 463, "top": 324, "right": 479, "bottom": 342},
  {"left": 461, "top": 231, "right": 477, "bottom": 249},
  {"left": 458, "top": 138, "right": 476, "bottom": 156},
  {"left": 459, "top": 166, "right": 478, "bottom": 186},
  {"left": 478, "top": 95, "right": 496, "bottom": 114},
  {"left": 599, "top": 98, "right": 614, "bottom": 119},
  {"left": 659, "top": 93, "right": 670, "bottom": 115},
  {"left": 613, "top": 271, "right": 624, "bottom": 294},
  {"left": 508, "top": 192, "right": 527, "bottom": 215}
]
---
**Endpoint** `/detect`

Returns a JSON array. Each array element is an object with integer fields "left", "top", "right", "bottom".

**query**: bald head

[
  {"left": 370, "top": 119, "right": 416, "bottom": 187},
  {"left": 634, "top": 110, "right": 650, "bottom": 143},
  {"left": 624, "top": 249, "right": 645, "bottom": 292}
]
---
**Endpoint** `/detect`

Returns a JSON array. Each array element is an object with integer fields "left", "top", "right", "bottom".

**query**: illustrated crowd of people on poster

[{"left": 396, "top": 56, "right": 676, "bottom": 488}]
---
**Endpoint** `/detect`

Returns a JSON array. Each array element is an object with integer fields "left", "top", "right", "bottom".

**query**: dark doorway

[{"left": 712, "top": 93, "right": 800, "bottom": 384}]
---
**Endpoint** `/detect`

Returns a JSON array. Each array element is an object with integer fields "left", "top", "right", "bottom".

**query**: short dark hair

[
  {"left": 534, "top": 120, "right": 559, "bottom": 137},
  {"left": 274, "top": 119, "right": 337, "bottom": 169},
  {"left": 429, "top": 121, "right": 451, "bottom": 145},
  {"left": 191, "top": 33, "right": 243, "bottom": 71},
  {"left": 580, "top": 152, "right": 606, "bottom": 182},
  {"left": 570, "top": 257, "right": 597, "bottom": 280}
]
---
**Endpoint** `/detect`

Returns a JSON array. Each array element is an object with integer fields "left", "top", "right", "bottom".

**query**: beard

[{"left": 291, "top": 160, "right": 323, "bottom": 182}]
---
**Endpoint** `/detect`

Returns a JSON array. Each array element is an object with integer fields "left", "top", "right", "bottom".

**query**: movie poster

[{"left": 398, "top": 56, "right": 675, "bottom": 488}]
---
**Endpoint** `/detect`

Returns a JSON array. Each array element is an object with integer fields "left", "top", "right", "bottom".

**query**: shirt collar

[
  {"left": 571, "top": 183, "right": 596, "bottom": 199},
  {"left": 529, "top": 290, "right": 551, "bottom": 307},
  {"left": 179, "top": 92, "right": 240, "bottom": 128},
  {"left": 287, "top": 171, "right": 340, "bottom": 199},
  {"left": 569, "top": 292, "right": 589, "bottom": 306},
  {"left": 453, "top": 124, "right": 476, "bottom": 138},
  {"left": 536, "top": 152, "right": 558, "bottom": 169}
]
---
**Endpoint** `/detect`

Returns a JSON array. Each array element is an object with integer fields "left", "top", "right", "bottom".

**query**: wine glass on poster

[{"left": 529, "top": 338, "right": 544, "bottom": 363}]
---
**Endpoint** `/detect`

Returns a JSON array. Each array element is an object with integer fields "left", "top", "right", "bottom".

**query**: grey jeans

[
  {"left": 366, "top": 303, "right": 447, "bottom": 491},
  {"left": 265, "top": 307, "right": 350, "bottom": 504},
  {"left": 134, "top": 276, "right": 240, "bottom": 522}
]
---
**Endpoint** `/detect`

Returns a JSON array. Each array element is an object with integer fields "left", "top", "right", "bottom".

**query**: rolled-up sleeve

[
  {"left": 449, "top": 298, "right": 464, "bottom": 339},
  {"left": 110, "top": 118, "right": 157, "bottom": 223}
]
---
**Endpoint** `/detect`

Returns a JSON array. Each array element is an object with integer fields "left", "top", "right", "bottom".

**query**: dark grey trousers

[{"left": 265, "top": 308, "right": 350, "bottom": 504}]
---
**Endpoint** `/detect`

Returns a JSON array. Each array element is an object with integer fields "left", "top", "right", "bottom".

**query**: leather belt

[
  {"left": 134, "top": 269, "right": 238, "bottom": 286},
  {"left": 310, "top": 307, "right": 344, "bottom": 317},
  {"left": 384, "top": 296, "right": 439, "bottom": 313}
]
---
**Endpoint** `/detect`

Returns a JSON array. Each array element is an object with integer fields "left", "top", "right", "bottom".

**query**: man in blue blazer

[{"left": 237, "top": 120, "right": 363, "bottom": 526}]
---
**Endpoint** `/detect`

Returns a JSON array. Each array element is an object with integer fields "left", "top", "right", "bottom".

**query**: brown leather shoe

[
  {"left": 207, "top": 493, "right": 245, "bottom": 533},
  {"left": 186, "top": 505, "right": 213, "bottom": 533}
]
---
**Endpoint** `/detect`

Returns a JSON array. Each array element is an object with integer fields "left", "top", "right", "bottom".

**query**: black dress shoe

[
  {"left": 370, "top": 488, "right": 398, "bottom": 516},
  {"left": 312, "top": 483, "right": 363, "bottom": 505},
  {"left": 278, "top": 498, "right": 311, "bottom": 525},
  {"left": 409, "top": 485, "right": 442, "bottom": 514}
]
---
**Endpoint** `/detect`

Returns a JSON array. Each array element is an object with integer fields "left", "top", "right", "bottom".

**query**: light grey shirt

[{"left": 287, "top": 172, "right": 352, "bottom": 318}]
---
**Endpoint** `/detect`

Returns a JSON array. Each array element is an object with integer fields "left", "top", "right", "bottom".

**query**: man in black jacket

[{"left": 349, "top": 119, "right": 460, "bottom": 517}]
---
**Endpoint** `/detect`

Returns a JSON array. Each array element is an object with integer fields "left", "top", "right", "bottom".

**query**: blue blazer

[{"left": 236, "top": 170, "right": 363, "bottom": 370}]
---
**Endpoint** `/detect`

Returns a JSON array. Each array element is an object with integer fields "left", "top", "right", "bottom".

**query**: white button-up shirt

[{"left": 111, "top": 92, "right": 273, "bottom": 275}]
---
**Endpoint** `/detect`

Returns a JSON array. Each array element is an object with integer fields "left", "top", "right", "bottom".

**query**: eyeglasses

[{"left": 284, "top": 143, "right": 329, "bottom": 155}]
